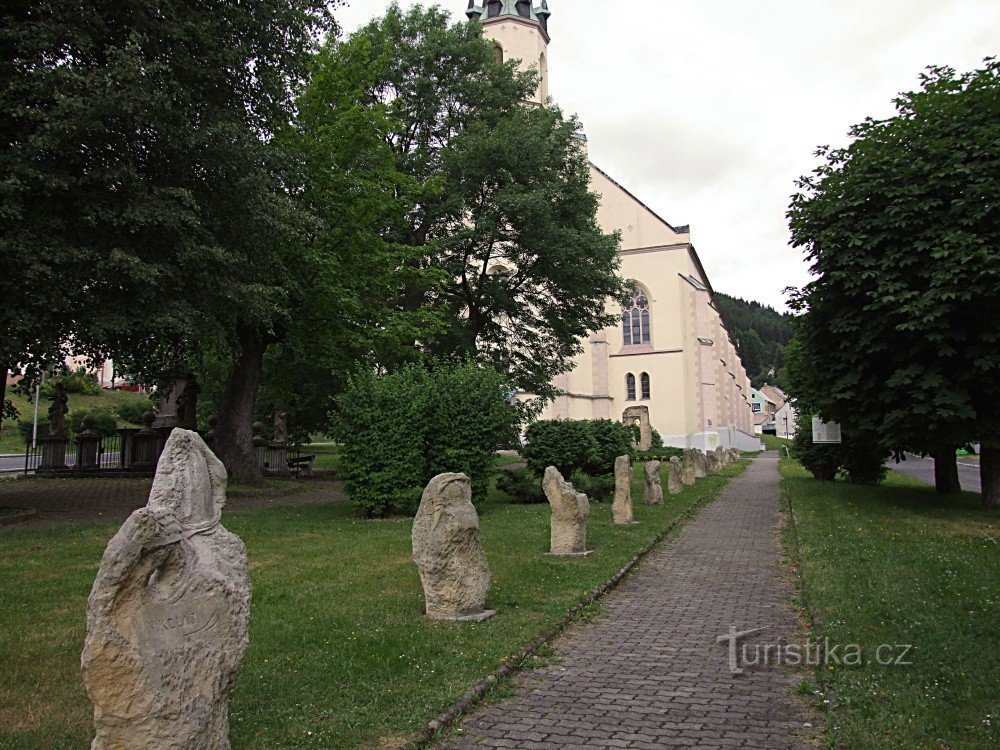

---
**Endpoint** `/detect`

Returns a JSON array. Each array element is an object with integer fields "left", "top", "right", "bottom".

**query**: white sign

[{"left": 812, "top": 417, "right": 843, "bottom": 444}]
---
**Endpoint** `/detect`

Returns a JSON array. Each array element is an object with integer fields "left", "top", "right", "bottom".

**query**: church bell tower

[{"left": 466, "top": 1, "right": 552, "bottom": 103}]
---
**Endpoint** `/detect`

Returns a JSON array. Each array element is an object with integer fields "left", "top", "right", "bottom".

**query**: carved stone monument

[
  {"left": 612, "top": 455, "right": 636, "bottom": 525},
  {"left": 152, "top": 380, "right": 186, "bottom": 431},
  {"left": 411, "top": 473, "right": 494, "bottom": 622},
  {"left": 76, "top": 415, "right": 101, "bottom": 470},
  {"left": 693, "top": 449, "right": 707, "bottom": 479},
  {"left": 667, "top": 456, "right": 684, "bottom": 495},
  {"left": 81, "top": 429, "right": 251, "bottom": 750},
  {"left": 39, "top": 382, "right": 71, "bottom": 472},
  {"left": 543, "top": 466, "right": 591, "bottom": 556},
  {"left": 643, "top": 461, "right": 664, "bottom": 505},
  {"left": 681, "top": 452, "right": 697, "bottom": 486},
  {"left": 176, "top": 374, "right": 201, "bottom": 432},
  {"left": 622, "top": 405, "right": 653, "bottom": 452},
  {"left": 49, "top": 382, "right": 69, "bottom": 436}
]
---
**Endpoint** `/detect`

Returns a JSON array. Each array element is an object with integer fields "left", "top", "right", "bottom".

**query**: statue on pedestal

[{"left": 49, "top": 382, "right": 69, "bottom": 437}]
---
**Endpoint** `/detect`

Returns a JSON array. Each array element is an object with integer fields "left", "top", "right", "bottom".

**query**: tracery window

[
  {"left": 622, "top": 288, "right": 651, "bottom": 346},
  {"left": 626, "top": 373, "right": 637, "bottom": 401}
]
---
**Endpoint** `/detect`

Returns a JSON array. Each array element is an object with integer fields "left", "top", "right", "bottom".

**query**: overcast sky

[{"left": 335, "top": 0, "right": 999, "bottom": 310}]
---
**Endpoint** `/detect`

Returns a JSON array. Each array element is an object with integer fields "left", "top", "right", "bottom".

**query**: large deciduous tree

[
  {"left": 787, "top": 60, "right": 1000, "bottom": 507},
  {"left": 0, "top": 0, "right": 337, "bottom": 481},
  {"left": 319, "top": 5, "right": 623, "bottom": 399}
]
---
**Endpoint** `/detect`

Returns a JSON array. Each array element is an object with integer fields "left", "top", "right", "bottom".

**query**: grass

[
  {"left": 762, "top": 434, "right": 793, "bottom": 452},
  {"left": 0, "top": 389, "right": 152, "bottom": 455},
  {"left": 0, "top": 459, "right": 749, "bottom": 750},
  {"left": 782, "top": 459, "right": 1000, "bottom": 750}
]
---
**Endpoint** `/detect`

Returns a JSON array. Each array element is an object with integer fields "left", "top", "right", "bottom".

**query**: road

[
  {"left": 888, "top": 454, "right": 981, "bottom": 493},
  {"left": 0, "top": 454, "right": 26, "bottom": 474}
]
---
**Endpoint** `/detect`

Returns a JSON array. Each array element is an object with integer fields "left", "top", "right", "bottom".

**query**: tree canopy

[{"left": 787, "top": 60, "right": 1000, "bottom": 506}]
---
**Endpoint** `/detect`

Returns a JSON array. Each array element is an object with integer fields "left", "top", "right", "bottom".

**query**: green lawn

[
  {"left": 0, "top": 389, "right": 153, "bottom": 455},
  {"left": 782, "top": 460, "right": 999, "bottom": 750},
  {"left": 762, "top": 434, "right": 793, "bottom": 452},
  {"left": 0, "top": 460, "right": 748, "bottom": 750}
]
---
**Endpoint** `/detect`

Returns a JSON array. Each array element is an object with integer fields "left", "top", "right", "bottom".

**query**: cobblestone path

[{"left": 439, "top": 453, "right": 817, "bottom": 749}]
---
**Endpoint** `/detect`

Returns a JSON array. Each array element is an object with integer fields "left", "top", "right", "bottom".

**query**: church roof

[{"left": 467, "top": 1, "right": 551, "bottom": 24}]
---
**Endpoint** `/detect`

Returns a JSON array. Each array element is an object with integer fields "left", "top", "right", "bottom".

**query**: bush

[
  {"left": 569, "top": 470, "right": 615, "bottom": 503},
  {"left": 523, "top": 419, "right": 635, "bottom": 478},
  {"left": 334, "top": 361, "right": 520, "bottom": 517},
  {"left": 116, "top": 397, "right": 155, "bottom": 425},
  {"left": 40, "top": 368, "right": 102, "bottom": 397},
  {"left": 638, "top": 447, "right": 684, "bottom": 462},
  {"left": 18, "top": 408, "right": 120, "bottom": 441},
  {"left": 792, "top": 413, "right": 889, "bottom": 485},
  {"left": 495, "top": 466, "right": 546, "bottom": 504}
]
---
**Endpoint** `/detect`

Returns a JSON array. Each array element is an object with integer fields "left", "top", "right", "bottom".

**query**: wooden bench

[{"left": 288, "top": 455, "right": 317, "bottom": 477}]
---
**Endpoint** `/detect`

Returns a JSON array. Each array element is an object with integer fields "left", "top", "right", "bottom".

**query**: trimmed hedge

[
  {"left": 334, "top": 362, "right": 520, "bottom": 517},
  {"left": 522, "top": 419, "right": 634, "bottom": 478}
]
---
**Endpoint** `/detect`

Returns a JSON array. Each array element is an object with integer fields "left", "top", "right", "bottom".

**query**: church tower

[{"left": 466, "top": 1, "right": 551, "bottom": 103}]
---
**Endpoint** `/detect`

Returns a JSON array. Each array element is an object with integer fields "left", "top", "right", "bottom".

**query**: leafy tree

[
  {"left": 0, "top": 0, "right": 338, "bottom": 482},
  {"left": 328, "top": 5, "right": 623, "bottom": 398},
  {"left": 787, "top": 61, "right": 1000, "bottom": 507},
  {"left": 715, "top": 293, "right": 796, "bottom": 387}
]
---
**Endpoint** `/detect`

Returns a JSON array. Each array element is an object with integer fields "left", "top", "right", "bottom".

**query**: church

[{"left": 467, "top": 1, "right": 761, "bottom": 452}]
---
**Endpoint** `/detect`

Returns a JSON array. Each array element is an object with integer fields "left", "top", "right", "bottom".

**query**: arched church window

[
  {"left": 626, "top": 373, "right": 637, "bottom": 401},
  {"left": 622, "top": 288, "right": 652, "bottom": 346},
  {"left": 641, "top": 372, "right": 651, "bottom": 400},
  {"left": 493, "top": 42, "right": 504, "bottom": 64},
  {"left": 487, "top": 1, "right": 502, "bottom": 18}
]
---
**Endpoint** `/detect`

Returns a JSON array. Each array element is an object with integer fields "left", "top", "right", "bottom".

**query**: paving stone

[{"left": 436, "top": 454, "right": 817, "bottom": 749}]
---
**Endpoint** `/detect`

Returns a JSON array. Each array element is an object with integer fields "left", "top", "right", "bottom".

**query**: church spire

[{"left": 467, "top": 1, "right": 551, "bottom": 34}]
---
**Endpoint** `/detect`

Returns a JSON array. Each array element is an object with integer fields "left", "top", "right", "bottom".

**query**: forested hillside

[{"left": 714, "top": 293, "right": 796, "bottom": 388}]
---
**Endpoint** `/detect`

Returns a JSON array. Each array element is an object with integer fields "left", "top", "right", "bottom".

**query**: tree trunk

[
  {"left": 213, "top": 326, "right": 267, "bottom": 486},
  {"left": 933, "top": 446, "right": 961, "bottom": 494},
  {"left": 982, "top": 444, "right": 1000, "bottom": 509},
  {"left": 0, "top": 364, "right": 8, "bottom": 440}
]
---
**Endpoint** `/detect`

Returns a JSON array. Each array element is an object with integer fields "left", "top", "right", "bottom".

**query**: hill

[{"left": 714, "top": 293, "right": 796, "bottom": 388}]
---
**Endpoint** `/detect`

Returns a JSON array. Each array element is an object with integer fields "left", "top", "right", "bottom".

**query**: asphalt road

[
  {"left": 888, "top": 454, "right": 982, "bottom": 494},
  {"left": 0, "top": 454, "right": 25, "bottom": 473}
]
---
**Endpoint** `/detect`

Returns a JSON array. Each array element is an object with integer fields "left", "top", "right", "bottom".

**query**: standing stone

[
  {"left": 718, "top": 448, "right": 731, "bottom": 468},
  {"left": 693, "top": 449, "right": 707, "bottom": 479},
  {"left": 730, "top": 448, "right": 741, "bottom": 463},
  {"left": 667, "top": 456, "right": 684, "bottom": 495},
  {"left": 412, "top": 473, "right": 494, "bottom": 622},
  {"left": 543, "top": 466, "right": 591, "bottom": 556},
  {"left": 707, "top": 450, "right": 722, "bottom": 476},
  {"left": 681, "top": 452, "right": 697, "bottom": 486},
  {"left": 81, "top": 429, "right": 251, "bottom": 750},
  {"left": 612, "top": 455, "right": 636, "bottom": 525},
  {"left": 643, "top": 461, "right": 664, "bottom": 505}
]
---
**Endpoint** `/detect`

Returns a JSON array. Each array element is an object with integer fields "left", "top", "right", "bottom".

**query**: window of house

[
  {"left": 622, "top": 288, "right": 651, "bottom": 346},
  {"left": 641, "top": 372, "right": 651, "bottom": 400},
  {"left": 752, "top": 403, "right": 762, "bottom": 413},
  {"left": 626, "top": 373, "right": 637, "bottom": 401}
]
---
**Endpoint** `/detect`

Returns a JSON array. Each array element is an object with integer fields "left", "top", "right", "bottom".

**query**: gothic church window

[
  {"left": 626, "top": 373, "right": 637, "bottom": 401},
  {"left": 622, "top": 288, "right": 651, "bottom": 346},
  {"left": 641, "top": 373, "right": 651, "bottom": 400},
  {"left": 493, "top": 42, "right": 504, "bottom": 63}
]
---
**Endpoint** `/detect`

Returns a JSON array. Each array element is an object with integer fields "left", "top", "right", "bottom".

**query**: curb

[
  {"left": 0, "top": 507, "right": 38, "bottom": 526},
  {"left": 408, "top": 463, "right": 750, "bottom": 749}
]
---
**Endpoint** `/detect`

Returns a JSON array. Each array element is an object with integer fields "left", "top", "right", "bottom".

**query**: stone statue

[
  {"left": 612, "top": 455, "right": 636, "bottom": 525},
  {"left": 48, "top": 382, "right": 69, "bottom": 437},
  {"left": 412, "top": 473, "right": 494, "bottom": 622},
  {"left": 643, "top": 461, "right": 664, "bottom": 505},
  {"left": 273, "top": 408, "right": 288, "bottom": 445},
  {"left": 81, "top": 429, "right": 251, "bottom": 750},
  {"left": 543, "top": 466, "right": 591, "bottom": 556},
  {"left": 667, "top": 456, "right": 684, "bottom": 495}
]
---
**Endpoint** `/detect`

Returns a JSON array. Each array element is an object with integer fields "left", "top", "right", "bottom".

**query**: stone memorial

[
  {"left": 693, "top": 449, "right": 707, "bottom": 479},
  {"left": 411, "top": 473, "right": 494, "bottom": 622},
  {"left": 81, "top": 429, "right": 251, "bottom": 750},
  {"left": 707, "top": 449, "right": 722, "bottom": 475},
  {"left": 681, "top": 452, "right": 697, "bottom": 486},
  {"left": 612, "top": 455, "right": 636, "bottom": 525},
  {"left": 39, "top": 383, "right": 71, "bottom": 472},
  {"left": 667, "top": 456, "right": 684, "bottom": 494},
  {"left": 49, "top": 382, "right": 69, "bottom": 436},
  {"left": 643, "top": 461, "right": 664, "bottom": 505},
  {"left": 543, "top": 466, "right": 591, "bottom": 556}
]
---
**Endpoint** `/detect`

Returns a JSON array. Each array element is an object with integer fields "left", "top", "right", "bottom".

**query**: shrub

[
  {"left": 18, "top": 408, "right": 120, "bottom": 441},
  {"left": 334, "top": 361, "right": 520, "bottom": 517},
  {"left": 40, "top": 368, "right": 102, "bottom": 397},
  {"left": 523, "top": 419, "right": 635, "bottom": 478},
  {"left": 116, "top": 397, "right": 155, "bottom": 425},
  {"left": 638, "top": 447, "right": 684, "bottom": 462},
  {"left": 649, "top": 428, "right": 666, "bottom": 452},
  {"left": 792, "top": 412, "right": 889, "bottom": 485},
  {"left": 569, "top": 469, "right": 615, "bottom": 503},
  {"left": 495, "top": 466, "right": 546, "bottom": 504}
]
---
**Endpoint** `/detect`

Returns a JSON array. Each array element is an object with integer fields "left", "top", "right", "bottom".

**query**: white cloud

[{"left": 336, "top": 0, "right": 1000, "bottom": 310}]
